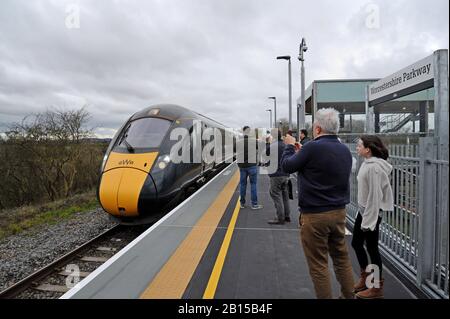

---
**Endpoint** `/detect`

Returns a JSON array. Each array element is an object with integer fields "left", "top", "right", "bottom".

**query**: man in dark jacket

[
  {"left": 281, "top": 108, "right": 355, "bottom": 299},
  {"left": 299, "top": 129, "right": 311, "bottom": 145},
  {"left": 236, "top": 126, "right": 263, "bottom": 210},
  {"left": 266, "top": 130, "right": 291, "bottom": 225}
]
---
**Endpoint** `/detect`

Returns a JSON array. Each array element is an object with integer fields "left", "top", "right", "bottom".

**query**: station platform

[{"left": 62, "top": 163, "right": 416, "bottom": 299}]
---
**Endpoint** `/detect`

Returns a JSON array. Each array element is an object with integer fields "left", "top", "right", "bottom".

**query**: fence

[{"left": 345, "top": 136, "right": 448, "bottom": 299}]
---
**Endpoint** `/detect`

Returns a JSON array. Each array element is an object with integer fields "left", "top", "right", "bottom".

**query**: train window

[{"left": 115, "top": 118, "right": 172, "bottom": 151}]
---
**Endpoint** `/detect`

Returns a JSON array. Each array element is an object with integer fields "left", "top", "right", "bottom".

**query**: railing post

[
  {"left": 433, "top": 49, "right": 449, "bottom": 161},
  {"left": 417, "top": 137, "right": 437, "bottom": 287}
]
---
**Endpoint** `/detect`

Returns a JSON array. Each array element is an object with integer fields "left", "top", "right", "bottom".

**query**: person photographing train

[
  {"left": 299, "top": 129, "right": 311, "bottom": 146},
  {"left": 266, "top": 129, "right": 291, "bottom": 225},
  {"left": 286, "top": 130, "right": 301, "bottom": 152},
  {"left": 281, "top": 108, "right": 355, "bottom": 299}
]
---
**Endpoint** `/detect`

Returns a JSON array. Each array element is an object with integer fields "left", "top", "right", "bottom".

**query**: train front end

[{"left": 98, "top": 112, "right": 173, "bottom": 224}]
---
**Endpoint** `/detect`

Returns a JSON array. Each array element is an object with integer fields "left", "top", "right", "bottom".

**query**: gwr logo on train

[{"left": 118, "top": 159, "right": 134, "bottom": 166}]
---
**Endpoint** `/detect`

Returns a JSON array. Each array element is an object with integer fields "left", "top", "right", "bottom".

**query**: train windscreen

[{"left": 114, "top": 117, "right": 172, "bottom": 151}]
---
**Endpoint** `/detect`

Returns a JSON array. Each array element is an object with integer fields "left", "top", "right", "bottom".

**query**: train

[{"left": 97, "top": 104, "right": 236, "bottom": 224}]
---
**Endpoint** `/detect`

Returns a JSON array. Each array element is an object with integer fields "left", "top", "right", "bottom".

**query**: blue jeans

[{"left": 239, "top": 166, "right": 258, "bottom": 206}]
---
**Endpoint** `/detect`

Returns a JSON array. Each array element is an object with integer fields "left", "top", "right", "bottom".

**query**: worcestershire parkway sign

[
  {"left": 364, "top": 49, "right": 448, "bottom": 152},
  {"left": 368, "top": 54, "right": 434, "bottom": 105}
]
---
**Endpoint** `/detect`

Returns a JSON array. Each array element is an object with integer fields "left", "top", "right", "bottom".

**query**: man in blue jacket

[
  {"left": 281, "top": 108, "right": 355, "bottom": 299},
  {"left": 266, "top": 130, "right": 291, "bottom": 225}
]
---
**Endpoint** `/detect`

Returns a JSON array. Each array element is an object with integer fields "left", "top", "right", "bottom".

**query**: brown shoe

[
  {"left": 354, "top": 270, "right": 370, "bottom": 293},
  {"left": 356, "top": 279, "right": 384, "bottom": 299}
]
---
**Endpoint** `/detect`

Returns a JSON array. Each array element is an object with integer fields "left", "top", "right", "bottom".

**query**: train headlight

[
  {"left": 157, "top": 155, "right": 171, "bottom": 170},
  {"left": 158, "top": 162, "right": 167, "bottom": 169}
]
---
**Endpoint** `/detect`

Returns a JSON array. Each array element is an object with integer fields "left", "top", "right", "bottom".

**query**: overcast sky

[{"left": 0, "top": 0, "right": 448, "bottom": 137}]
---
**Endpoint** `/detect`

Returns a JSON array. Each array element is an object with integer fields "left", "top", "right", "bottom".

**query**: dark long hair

[{"left": 360, "top": 135, "right": 389, "bottom": 160}]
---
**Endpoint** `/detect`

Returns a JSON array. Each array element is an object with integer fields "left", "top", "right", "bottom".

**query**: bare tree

[{"left": 0, "top": 107, "right": 105, "bottom": 209}]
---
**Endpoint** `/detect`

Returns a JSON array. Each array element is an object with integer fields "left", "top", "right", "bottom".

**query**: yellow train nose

[
  {"left": 99, "top": 168, "right": 146, "bottom": 216},
  {"left": 98, "top": 152, "right": 158, "bottom": 217}
]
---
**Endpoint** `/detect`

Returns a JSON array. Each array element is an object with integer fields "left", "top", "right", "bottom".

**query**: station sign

[{"left": 369, "top": 53, "right": 434, "bottom": 105}]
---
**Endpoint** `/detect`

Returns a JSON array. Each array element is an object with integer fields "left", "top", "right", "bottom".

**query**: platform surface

[{"left": 62, "top": 165, "right": 416, "bottom": 299}]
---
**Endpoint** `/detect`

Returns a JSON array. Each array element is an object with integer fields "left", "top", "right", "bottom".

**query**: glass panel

[
  {"left": 317, "top": 81, "right": 377, "bottom": 103},
  {"left": 374, "top": 87, "right": 434, "bottom": 135},
  {"left": 114, "top": 117, "right": 171, "bottom": 151}
]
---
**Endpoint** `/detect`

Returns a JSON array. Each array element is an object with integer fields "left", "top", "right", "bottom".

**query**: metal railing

[
  {"left": 425, "top": 158, "right": 449, "bottom": 298},
  {"left": 345, "top": 137, "right": 449, "bottom": 299},
  {"left": 379, "top": 112, "right": 418, "bottom": 133}
]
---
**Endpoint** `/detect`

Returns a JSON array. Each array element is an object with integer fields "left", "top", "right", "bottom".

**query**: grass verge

[{"left": 0, "top": 191, "right": 100, "bottom": 240}]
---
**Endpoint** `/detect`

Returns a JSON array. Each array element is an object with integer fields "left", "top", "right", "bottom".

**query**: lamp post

[
  {"left": 298, "top": 37, "right": 307, "bottom": 135},
  {"left": 277, "top": 55, "right": 292, "bottom": 130},
  {"left": 268, "top": 96, "right": 277, "bottom": 128},
  {"left": 266, "top": 109, "right": 272, "bottom": 128}
]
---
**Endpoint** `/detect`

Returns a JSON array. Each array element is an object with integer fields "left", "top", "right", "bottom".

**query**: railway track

[
  {"left": 0, "top": 224, "right": 148, "bottom": 299},
  {"left": 0, "top": 164, "right": 232, "bottom": 299}
]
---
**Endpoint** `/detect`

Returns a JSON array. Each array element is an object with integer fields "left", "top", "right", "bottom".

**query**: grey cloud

[{"left": 0, "top": 0, "right": 448, "bottom": 134}]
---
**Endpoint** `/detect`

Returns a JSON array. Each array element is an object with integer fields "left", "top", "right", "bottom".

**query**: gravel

[{"left": 0, "top": 207, "right": 118, "bottom": 292}]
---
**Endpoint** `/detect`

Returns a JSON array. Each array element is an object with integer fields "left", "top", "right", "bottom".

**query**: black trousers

[{"left": 351, "top": 213, "right": 383, "bottom": 276}]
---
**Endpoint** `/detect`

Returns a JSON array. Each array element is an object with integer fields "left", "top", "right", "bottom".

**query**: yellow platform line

[
  {"left": 139, "top": 170, "right": 240, "bottom": 299},
  {"left": 203, "top": 198, "right": 240, "bottom": 299}
]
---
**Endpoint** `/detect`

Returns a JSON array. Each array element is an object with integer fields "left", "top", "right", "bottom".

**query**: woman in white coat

[{"left": 352, "top": 135, "right": 393, "bottom": 299}]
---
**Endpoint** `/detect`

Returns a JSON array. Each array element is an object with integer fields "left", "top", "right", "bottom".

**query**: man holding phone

[
  {"left": 266, "top": 129, "right": 291, "bottom": 225},
  {"left": 281, "top": 108, "right": 355, "bottom": 299}
]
